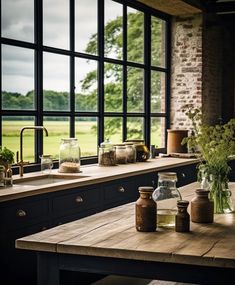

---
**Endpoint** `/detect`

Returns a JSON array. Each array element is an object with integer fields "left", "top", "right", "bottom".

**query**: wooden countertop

[
  {"left": 0, "top": 157, "right": 198, "bottom": 202},
  {"left": 16, "top": 182, "right": 235, "bottom": 269}
]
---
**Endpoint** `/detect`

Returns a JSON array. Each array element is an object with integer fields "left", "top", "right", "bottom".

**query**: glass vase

[{"left": 209, "top": 175, "right": 233, "bottom": 214}]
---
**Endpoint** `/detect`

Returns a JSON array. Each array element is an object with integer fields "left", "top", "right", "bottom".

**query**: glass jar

[
  {"left": 98, "top": 139, "right": 116, "bottom": 166},
  {"left": 125, "top": 143, "right": 136, "bottom": 163},
  {"left": 40, "top": 155, "right": 53, "bottom": 174},
  {"left": 115, "top": 144, "right": 127, "bottom": 164},
  {"left": 152, "top": 172, "right": 182, "bottom": 228},
  {"left": 59, "top": 138, "right": 81, "bottom": 173},
  {"left": 135, "top": 186, "right": 156, "bottom": 232},
  {"left": 125, "top": 139, "right": 150, "bottom": 162},
  {"left": 0, "top": 165, "right": 5, "bottom": 187}
]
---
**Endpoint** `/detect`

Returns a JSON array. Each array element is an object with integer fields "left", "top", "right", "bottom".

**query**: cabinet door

[
  {"left": 52, "top": 186, "right": 101, "bottom": 219},
  {"left": 0, "top": 196, "right": 49, "bottom": 232},
  {"left": 169, "top": 163, "right": 198, "bottom": 186}
]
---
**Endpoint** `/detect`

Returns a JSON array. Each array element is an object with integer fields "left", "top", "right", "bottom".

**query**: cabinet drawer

[
  {"left": 0, "top": 198, "right": 49, "bottom": 232},
  {"left": 103, "top": 179, "right": 136, "bottom": 206},
  {"left": 52, "top": 188, "right": 100, "bottom": 217}
]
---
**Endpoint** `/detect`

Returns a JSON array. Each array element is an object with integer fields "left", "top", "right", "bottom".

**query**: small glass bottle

[
  {"left": 115, "top": 144, "right": 127, "bottom": 164},
  {"left": 0, "top": 165, "right": 5, "bottom": 187},
  {"left": 135, "top": 186, "right": 156, "bottom": 232},
  {"left": 191, "top": 189, "right": 214, "bottom": 223},
  {"left": 175, "top": 200, "right": 190, "bottom": 232},
  {"left": 40, "top": 155, "right": 53, "bottom": 174},
  {"left": 5, "top": 165, "right": 13, "bottom": 187},
  {"left": 152, "top": 172, "right": 182, "bottom": 228},
  {"left": 98, "top": 139, "right": 116, "bottom": 166},
  {"left": 59, "top": 138, "right": 81, "bottom": 173}
]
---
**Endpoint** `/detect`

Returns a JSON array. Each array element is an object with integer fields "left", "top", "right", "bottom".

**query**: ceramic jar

[
  {"left": 135, "top": 186, "right": 156, "bottom": 232},
  {"left": 191, "top": 189, "right": 214, "bottom": 223},
  {"left": 175, "top": 200, "right": 190, "bottom": 232}
]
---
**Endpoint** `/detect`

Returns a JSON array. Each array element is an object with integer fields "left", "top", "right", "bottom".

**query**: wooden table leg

[{"left": 37, "top": 253, "right": 60, "bottom": 285}]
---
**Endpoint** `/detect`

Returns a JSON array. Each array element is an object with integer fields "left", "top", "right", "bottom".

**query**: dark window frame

[{"left": 0, "top": 0, "right": 171, "bottom": 174}]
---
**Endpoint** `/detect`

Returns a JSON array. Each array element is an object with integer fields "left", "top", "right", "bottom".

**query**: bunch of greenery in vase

[
  {"left": 0, "top": 146, "right": 15, "bottom": 170},
  {"left": 182, "top": 106, "right": 235, "bottom": 214}
]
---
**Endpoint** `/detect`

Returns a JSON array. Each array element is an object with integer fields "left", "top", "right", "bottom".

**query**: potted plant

[
  {"left": 0, "top": 146, "right": 15, "bottom": 171},
  {"left": 182, "top": 106, "right": 235, "bottom": 214}
]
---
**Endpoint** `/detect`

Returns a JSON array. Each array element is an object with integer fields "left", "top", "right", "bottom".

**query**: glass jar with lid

[
  {"left": 152, "top": 172, "right": 182, "bottom": 228},
  {"left": 59, "top": 138, "right": 81, "bottom": 173},
  {"left": 98, "top": 139, "right": 116, "bottom": 166},
  {"left": 125, "top": 139, "right": 150, "bottom": 162},
  {"left": 115, "top": 144, "right": 127, "bottom": 164},
  {"left": 125, "top": 143, "right": 136, "bottom": 163}
]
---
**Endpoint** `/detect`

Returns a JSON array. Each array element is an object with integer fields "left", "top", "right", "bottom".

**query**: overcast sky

[{"left": 1, "top": 0, "right": 123, "bottom": 95}]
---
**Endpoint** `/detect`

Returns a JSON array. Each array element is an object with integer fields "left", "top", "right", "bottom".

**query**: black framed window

[{"left": 0, "top": 0, "right": 170, "bottom": 169}]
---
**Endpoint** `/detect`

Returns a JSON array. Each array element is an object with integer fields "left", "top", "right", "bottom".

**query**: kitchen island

[{"left": 16, "top": 182, "right": 235, "bottom": 285}]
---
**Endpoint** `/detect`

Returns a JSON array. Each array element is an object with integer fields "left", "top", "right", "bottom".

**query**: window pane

[
  {"left": 1, "top": 0, "right": 34, "bottom": 42},
  {"left": 151, "top": 17, "right": 166, "bottom": 68},
  {"left": 43, "top": 0, "right": 69, "bottom": 49},
  {"left": 43, "top": 52, "right": 70, "bottom": 111},
  {"left": 151, "top": 117, "right": 165, "bottom": 148},
  {"left": 75, "top": 117, "right": 98, "bottom": 157},
  {"left": 2, "top": 45, "right": 34, "bottom": 110},
  {"left": 127, "top": 8, "right": 144, "bottom": 64},
  {"left": 43, "top": 117, "right": 70, "bottom": 160},
  {"left": 104, "top": 117, "right": 122, "bottom": 144},
  {"left": 75, "top": 58, "right": 98, "bottom": 112},
  {"left": 104, "top": 0, "right": 123, "bottom": 59},
  {"left": 104, "top": 63, "right": 123, "bottom": 112},
  {"left": 151, "top": 71, "right": 166, "bottom": 113},
  {"left": 126, "top": 117, "right": 144, "bottom": 140},
  {"left": 75, "top": 0, "right": 97, "bottom": 54},
  {"left": 127, "top": 67, "right": 144, "bottom": 113},
  {"left": 2, "top": 116, "right": 35, "bottom": 162}
]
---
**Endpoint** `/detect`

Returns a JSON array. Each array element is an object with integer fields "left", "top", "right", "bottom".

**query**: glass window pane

[
  {"left": 75, "top": 58, "right": 98, "bottom": 112},
  {"left": 2, "top": 45, "right": 34, "bottom": 110},
  {"left": 151, "top": 117, "right": 165, "bottom": 148},
  {"left": 104, "top": 0, "right": 123, "bottom": 59},
  {"left": 43, "top": 0, "right": 69, "bottom": 50},
  {"left": 1, "top": 0, "right": 34, "bottom": 42},
  {"left": 151, "top": 17, "right": 166, "bottom": 68},
  {"left": 75, "top": 0, "right": 98, "bottom": 54},
  {"left": 43, "top": 117, "right": 70, "bottom": 160},
  {"left": 127, "top": 67, "right": 144, "bottom": 113},
  {"left": 75, "top": 117, "right": 98, "bottom": 157},
  {"left": 104, "top": 63, "right": 123, "bottom": 112},
  {"left": 43, "top": 52, "right": 70, "bottom": 111},
  {"left": 126, "top": 117, "right": 144, "bottom": 140},
  {"left": 104, "top": 117, "right": 122, "bottom": 144},
  {"left": 151, "top": 71, "right": 166, "bottom": 113},
  {"left": 2, "top": 116, "right": 35, "bottom": 163},
  {"left": 127, "top": 8, "right": 144, "bottom": 64}
]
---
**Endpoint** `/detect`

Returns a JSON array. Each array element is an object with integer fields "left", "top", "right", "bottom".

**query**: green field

[{"left": 2, "top": 120, "right": 162, "bottom": 163}]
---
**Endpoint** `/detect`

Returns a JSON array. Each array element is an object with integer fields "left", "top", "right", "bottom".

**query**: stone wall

[{"left": 170, "top": 14, "right": 203, "bottom": 130}]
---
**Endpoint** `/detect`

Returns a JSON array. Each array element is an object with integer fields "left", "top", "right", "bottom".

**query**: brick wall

[{"left": 170, "top": 14, "right": 203, "bottom": 129}]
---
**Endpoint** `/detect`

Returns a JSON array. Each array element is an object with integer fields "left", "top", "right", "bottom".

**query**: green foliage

[
  {"left": 0, "top": 146, "right": 15, "bottom": 164},
  {"left": 182, "top": 105, "right": 235, "bottom": 183}
]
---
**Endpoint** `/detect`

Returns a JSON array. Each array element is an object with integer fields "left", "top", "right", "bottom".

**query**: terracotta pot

[{"left": 167, "top": 129, "right": 188, "bottom": 154}]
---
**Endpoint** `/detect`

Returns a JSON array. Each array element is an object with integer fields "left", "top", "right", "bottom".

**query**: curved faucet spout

[{"left": 18, "top": 126, "right": 49, "bottom": 176}]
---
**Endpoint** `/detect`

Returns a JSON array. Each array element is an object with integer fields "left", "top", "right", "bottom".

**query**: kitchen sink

[{"left": 13, "top": 173, "right": 89, "bottom": 186}]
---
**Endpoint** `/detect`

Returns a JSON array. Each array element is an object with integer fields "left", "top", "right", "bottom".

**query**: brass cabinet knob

[
  {"left": 75, "top": 196, "right": 83, "bottom": 203},
  {"left": 118, "top": 186, "right": 125, "bottom": 193},
  {"left": 16, "top": 209, "right": 27, "bottom": 217}
]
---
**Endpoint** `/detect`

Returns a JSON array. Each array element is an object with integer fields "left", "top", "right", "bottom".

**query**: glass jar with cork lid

[{"left": 59, "top": 138, "right": 81, "bottom": 173}]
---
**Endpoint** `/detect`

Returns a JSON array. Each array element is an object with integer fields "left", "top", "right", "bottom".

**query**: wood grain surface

[{"left": 16, "top": 182, "right": 235, "bottom": 269}]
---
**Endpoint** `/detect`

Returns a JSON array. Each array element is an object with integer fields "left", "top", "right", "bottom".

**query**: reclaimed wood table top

[{"left": 16, "top": 182, "right": 235, "bottom": 269}]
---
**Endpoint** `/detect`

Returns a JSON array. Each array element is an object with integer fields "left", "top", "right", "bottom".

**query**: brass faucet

[{"left": 16, "top": 126, "right": 49, "bottom": 177}]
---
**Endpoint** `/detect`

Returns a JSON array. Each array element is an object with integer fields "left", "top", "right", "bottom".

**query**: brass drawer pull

[
  {"left": 16, "top": 209, "right": 27, "bottom": 217},
  {"left": 75, "top": 196, "right": 83, "bottom": 203},
  {"left": 118, "top": 186, "right": 125, "bottom": 193}
]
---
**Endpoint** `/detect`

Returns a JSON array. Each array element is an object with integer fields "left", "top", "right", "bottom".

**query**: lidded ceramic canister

[
  {"left": 135, "top": 186, "right": 156, "bottom": 232},
  {"left": 191, "top": 189, "right": 214, "bottom": 223}
]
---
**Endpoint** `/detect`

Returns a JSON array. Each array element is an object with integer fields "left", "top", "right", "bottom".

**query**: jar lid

[
  {"left": 177, "top": 200, "right": 189, "bottom": 206},
  {"left": 158, "top": 172, "right": 177, "bottom": 181},
  {"left": 138, "top": 186, "right": 154, "bottom": 193},
  {"left": 100, "top": 139, "right": 113, "bottom": 148},
  {"left": 61, "top": 138, "right": 78, "bottom": 143}
]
